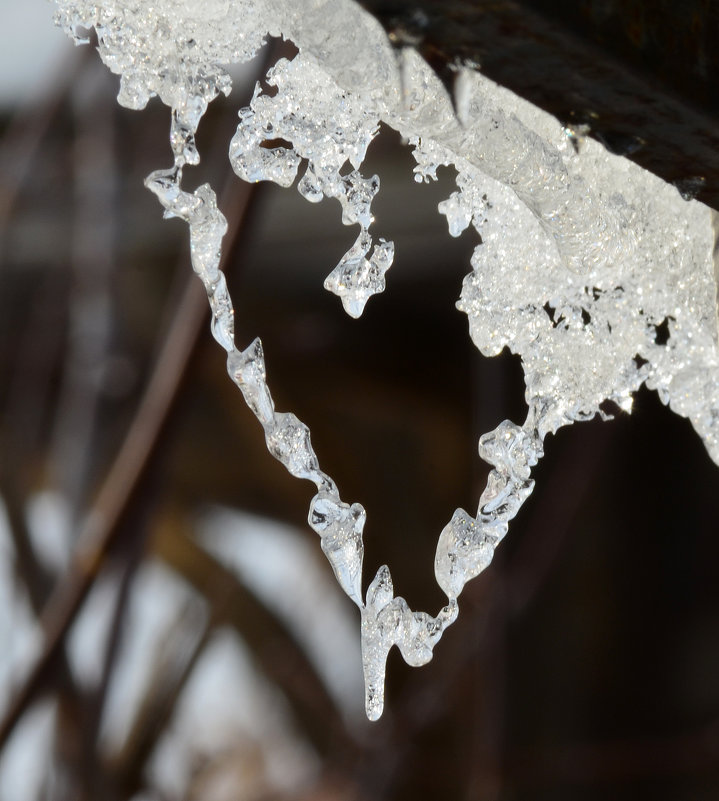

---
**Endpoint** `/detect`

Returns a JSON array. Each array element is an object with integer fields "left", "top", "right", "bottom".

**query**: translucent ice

[
  {"left": 361, "top": 566, "right": 458, "bottom": 720},
  {"left": 435, "top": 509, "right": 497, "bottom": 600},
  {"left": 309, "top": 492, "right": 366, "bottom": 608},
  {"left": 227, "top": 339, "right": 274, "bottom": 425},
  {"left": 228, "top": 54, "right": 393, "bottom": 315},
  {"left": 323, "top": 234, "right": 394, "bottom": 318},
  {"left": 54, "top": 0, "right": 719, "bottom": 721}
]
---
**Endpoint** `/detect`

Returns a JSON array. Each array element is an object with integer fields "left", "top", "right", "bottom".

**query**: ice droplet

[
  {"left": 438, "top": 191, "right": 472, "bottom": 237},
  {"left": 324, "top": 234, "right": 394, "bottom": 318}
]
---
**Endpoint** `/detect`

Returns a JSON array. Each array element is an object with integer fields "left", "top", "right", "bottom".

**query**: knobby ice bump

[{"left": 54, "top": 0, "right": 719, "bottom": 720}]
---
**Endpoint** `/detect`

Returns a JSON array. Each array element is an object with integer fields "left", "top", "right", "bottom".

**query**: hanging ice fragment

[
  {"left": 337, "top": 172, "right": 380, "bottom": 228},
  {"left": 323, "top": 234, "right": 394, "bottom": 318},
  {"left": 434, "top": 509, "right": 497, "bottom": 600},
  {"left": 297, "top": 163, "right": 324, "bottom": 203},
  {"left": 309, "top": 492, "right": 366, "bottom": 608},
  {"left": 265, "top": 412, "right": 322, "bottom": 483},
  {"left": 438, "top": 191, "right": 473, "bottom": 238},
  {"left": 360, "top": 566, "right": 395, "bottom": 721},
  {"left": 227, "top": 52, "right": 394, "bottom": 316},
  {"left": 361, "top": 564, "right": 459, "bottom": 719},
  {"left": 53, "top": 0, "right": 719, "bottom": 723},
  {"left": 227, "top": 339, "right": 274, "bottom": 425}
]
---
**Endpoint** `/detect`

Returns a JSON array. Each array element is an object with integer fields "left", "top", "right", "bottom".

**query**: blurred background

[{"left": 1, "top": 2, "right": 719, "bottom": 800}]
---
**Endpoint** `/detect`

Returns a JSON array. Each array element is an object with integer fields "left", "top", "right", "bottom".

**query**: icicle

[{"left": 53, "top": 0, "right": 719, "bottom": 722}]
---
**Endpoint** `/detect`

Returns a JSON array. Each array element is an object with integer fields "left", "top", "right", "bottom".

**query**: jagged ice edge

[{"left": 53, "top": 0, "right": 719, "bottom": 721}]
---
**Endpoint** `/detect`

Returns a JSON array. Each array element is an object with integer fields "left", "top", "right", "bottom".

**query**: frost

[{"left": 54, "top": 0, "right": 719, "bottom": 721}]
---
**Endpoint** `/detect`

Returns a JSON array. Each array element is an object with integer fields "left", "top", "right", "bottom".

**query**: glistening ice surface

[{"left": 55, "top": 0, "right": 719, "bottom": 720}]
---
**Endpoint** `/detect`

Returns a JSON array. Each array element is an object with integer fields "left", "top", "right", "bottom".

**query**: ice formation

[{"left": 54, "top": 0, "right": 719, "bottom": 720}]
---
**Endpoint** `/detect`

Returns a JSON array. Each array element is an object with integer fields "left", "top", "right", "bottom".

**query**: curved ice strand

[
  {"left": 147, "top": 113, "right": 373, "bottom": 639},
  {"left": 435, "top": 419, "right": 545, "bottom": 598},
  {"left": 356, "top": 418, "right": 546, "bottom": 720},
  {"left": 136, "top": 68, "right": 556, "bottom": 728},
  {"left": 360, "top": 565, "right": 458, "bottom": 721}
]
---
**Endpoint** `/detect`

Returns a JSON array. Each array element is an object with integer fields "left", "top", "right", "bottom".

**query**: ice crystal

[
  {"left": 309, "top": 492, "right": 365, "bottom": 608},
  {"left": 323, "top": 234, "right": 394, "bottom": 318},
  {"left": 54, "top": 0, "right": 719, "bottom": 721},
  {"left": 229, "top": 54, "right": 392, "bottom": 315}
]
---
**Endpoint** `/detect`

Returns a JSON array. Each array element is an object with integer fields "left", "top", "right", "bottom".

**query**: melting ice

[{"left": 54, "top": 0, "right": 719, "bottom": 720}]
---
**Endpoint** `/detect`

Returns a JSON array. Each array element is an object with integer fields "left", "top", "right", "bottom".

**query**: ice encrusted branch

[{"left": 54, "top": 0, "right": 719, "bottom": 720}]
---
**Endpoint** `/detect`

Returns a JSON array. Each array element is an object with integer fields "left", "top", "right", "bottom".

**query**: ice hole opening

[
  {"left": 259, "top": 137, "right": 294, "bottom": 150},
  {"left": 338, "top": 161, "right": 356, "bottom": 177},
  {"left": 256, "top": 37, "right": 299, "bottom": 98},
  {"left": 653, "top": 316, "right": 673, "bottom": 346},
  {"left": 542, "top": 301, "right": 563, "bottom": 328},
  {"left": 599, "top": 398, "right": 623, "bottom": 418}
]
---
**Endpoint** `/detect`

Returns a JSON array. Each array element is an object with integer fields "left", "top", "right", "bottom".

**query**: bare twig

[
  {"left": 109, "top": 596, "right": 212, "bottom": 800},
  {"left": 79, "top": 516, "right": 150, "bottom": 801},
  {"left": 150, "top": 513, "right": 350, "bottom": 755},
  {"left": 50, "top": 61, "right": 119, "bottom": 517},
  {"left": 0, "top": 48, "right": 86, "bottom": 255}
]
